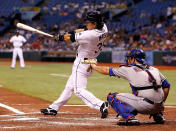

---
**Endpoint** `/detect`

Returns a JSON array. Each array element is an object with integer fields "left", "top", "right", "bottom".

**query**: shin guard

[{"left": 107, "top": 92, "right": 137, "bottom": 120}]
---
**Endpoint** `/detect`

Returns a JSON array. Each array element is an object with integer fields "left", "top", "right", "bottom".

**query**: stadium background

[{"left": 0, "top": 0, "right": 176, "bottom": 130}]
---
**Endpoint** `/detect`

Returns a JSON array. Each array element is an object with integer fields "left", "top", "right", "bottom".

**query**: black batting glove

[{"left": 54, "top": 34, "right": 64, "bottom": 42}]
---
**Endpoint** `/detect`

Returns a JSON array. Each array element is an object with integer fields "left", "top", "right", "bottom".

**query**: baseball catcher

[{"left": 90, "top": 48, "right": 170, "bottom": 125}]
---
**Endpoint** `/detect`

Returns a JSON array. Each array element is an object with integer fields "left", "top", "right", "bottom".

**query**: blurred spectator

[{"left": 1, "top": 0, "right": 176, "bottom": 53}]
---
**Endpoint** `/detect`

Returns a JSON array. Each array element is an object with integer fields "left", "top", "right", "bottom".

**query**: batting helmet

[
  {"left": 125, "top": 48, "right": 146, "bottom": 65},
  {"left": 84, "top": 11, "right": 104, "bottom": 29}
]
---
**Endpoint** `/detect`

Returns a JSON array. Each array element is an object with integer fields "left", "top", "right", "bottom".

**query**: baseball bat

[{"left": 16, "top": 23, "right": 54, "bottom": 38}]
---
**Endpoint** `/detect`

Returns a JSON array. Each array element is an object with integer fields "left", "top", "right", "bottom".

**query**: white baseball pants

[
  {"left": 11, "top": 48, "right": 25, "bottom": 68},
  {"left": 50, "top": 57, "right": 104, "bottom": 111}
]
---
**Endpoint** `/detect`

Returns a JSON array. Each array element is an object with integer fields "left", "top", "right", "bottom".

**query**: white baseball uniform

[
  {"left": 50, "top": 24, "right": 108, "bottom": 111},
  {"left": 10, "top": 35, "right": 26, "bottom": 68}
]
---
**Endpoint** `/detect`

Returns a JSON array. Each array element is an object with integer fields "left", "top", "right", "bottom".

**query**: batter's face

[{"left": 85, "top": 22, "right": 97, "bottom": 30}]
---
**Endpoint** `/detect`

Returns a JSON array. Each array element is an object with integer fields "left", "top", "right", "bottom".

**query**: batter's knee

[{"left": 74, "top": 88, "right": 83, "bottom": 97}]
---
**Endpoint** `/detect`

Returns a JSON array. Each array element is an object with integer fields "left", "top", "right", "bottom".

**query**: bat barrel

[{"left": 16, "top": 23, "right": 54, "bottom": 38}]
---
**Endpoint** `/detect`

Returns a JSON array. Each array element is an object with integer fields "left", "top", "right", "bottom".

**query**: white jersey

[
  {"left": 49, "top": 24, "right": 108, "bottom": 111},
  {"left": 10, "top": 35, "right": 26, "bottom": 48},
  {"left": 75, "top": 24, "right": 108, "bottom": 58},
  {"left": 111, "top": 65, "right": 165, "bottom": 103}
]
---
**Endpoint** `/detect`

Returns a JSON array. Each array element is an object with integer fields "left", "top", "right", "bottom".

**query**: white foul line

[{"left": 0, "top": 103, "right": 24, "bottom": 114}]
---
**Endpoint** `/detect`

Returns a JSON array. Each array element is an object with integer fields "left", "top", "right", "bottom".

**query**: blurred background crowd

[{"left": 0, "top": 0, "right": 176, "bottom": 56}]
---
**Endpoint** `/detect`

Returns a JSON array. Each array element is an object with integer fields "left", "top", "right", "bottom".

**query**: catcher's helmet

[
  {"left": 84, "top": 11, "right": 104, "bottom": 29},
  {"left": 125, "top": 48, "right": 146, "bottom": 65}
]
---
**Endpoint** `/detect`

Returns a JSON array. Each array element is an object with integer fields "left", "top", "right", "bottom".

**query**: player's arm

[
  {"left": 163, "top": 87, "right": 170, "bottom": 102},
  {"left": 159, "top": 72, "right": 170, "bottom": 102},
  {"left": 9, "top": 37, "right": 14, "bottom": 43},
  {"left": 161, "top": 79, "right": 170, "bottom": 102},
  {"left": 90, "top": 64, "right": 109, "bottom": 75},
  {"left": 55, "top": 29, "right": 85, "bottom": 42}
]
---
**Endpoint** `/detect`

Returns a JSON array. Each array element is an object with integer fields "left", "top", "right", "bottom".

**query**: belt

[
  {"left": 134, "top": 85, "right": 161, "bottom": 90},
  {"left": 143, "top": 98, "right": 154, "bottom": 104},
  {"left": 143, "top": 98, "right": 164, "bottom": 105}
]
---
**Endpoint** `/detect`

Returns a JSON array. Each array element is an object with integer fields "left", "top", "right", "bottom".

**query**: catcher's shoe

[
  {"left": 40, "top": 107, "right": 57, "bottom": 116},
  {"left": 100, "top": 102, "right": 109, "bottom": 118},
  {"left": 151, "top": 112, "right": 165, "bottom": 124},
  {"left": 118, "top": 117, "right": 140, "bottom": 126}
]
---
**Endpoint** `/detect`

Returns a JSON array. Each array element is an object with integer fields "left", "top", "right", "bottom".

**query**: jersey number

[{"left": 95, "top": 42, "right": 104, "bottom": 54}]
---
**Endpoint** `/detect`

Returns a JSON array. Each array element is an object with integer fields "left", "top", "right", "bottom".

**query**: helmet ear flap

[{"left": 125, "top": 50, "right": 132, "bottom": 65}]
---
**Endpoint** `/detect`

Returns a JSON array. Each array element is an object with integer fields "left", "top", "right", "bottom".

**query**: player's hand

[
  {"left": 64, "top": 34, "right": 71, "bottom": 42},
  {"left": 90, "top": 63, "right": 97, "bottom": 69},
  {"left": 54, "top": 34, "right": 65, "bottom": 42},
  {"left": 53, "top": 35, "right": 60, "bottom": 41}
]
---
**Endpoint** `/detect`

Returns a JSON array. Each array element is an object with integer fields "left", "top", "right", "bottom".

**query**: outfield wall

[
  {"left": 0, "top": 50, "right": 176, "bottom": 66},
  {"left": 99, "top": 50, "right": 176, "bottom": 66}
]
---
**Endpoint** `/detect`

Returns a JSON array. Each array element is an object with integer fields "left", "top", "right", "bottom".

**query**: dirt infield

[
  {"left": 0, "top": 88, "right": 176, "bottom": 131},
  {"left": 0, "top": 59, "right": 176, "bottom": 130}
]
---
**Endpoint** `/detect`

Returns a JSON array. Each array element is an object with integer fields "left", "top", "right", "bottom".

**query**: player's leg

[
  {"left": 11, "top": 48, "right": 18, "bottom": 68},
  {"left": 107, "top": 92, "right": 138, "bottom": 125},
  {"left": 115, "top": 93, "right": 164, "bottom": 114},
  {"left": 150, "top": 112, "right": 165, "bottom": 124},
  {"left": 18, "top": 48, "right": 25, "bottom": 68},
  {"left": 108, "top": 92, "right": 164, "bottom": 125},
  {"left": 73, "top": 71, "right": 108, "bottom": 118},
  {"left": 41, "top": 74, "right": 74, "bottom": 115}
]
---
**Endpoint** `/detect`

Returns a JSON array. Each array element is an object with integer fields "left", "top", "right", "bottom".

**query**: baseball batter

[
  {"left": 90, "top": 49, "right": 170, "bottom": 125},
  {"left": 10, "top": 30, "right": 26, "bottom": 69},
  {"left": 41, "top": 11, "right": 109, "bottom": 118}
]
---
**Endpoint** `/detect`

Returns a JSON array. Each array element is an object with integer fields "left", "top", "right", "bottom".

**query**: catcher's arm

[
  {"left": 81, "top": 58, "right": 97, "bottom": 72},
  {"left": 90, "top": 64, "right": 109, "bottom": 75},
  {"left": 163, "top": 87, "right": 170, "bottom": 102}
]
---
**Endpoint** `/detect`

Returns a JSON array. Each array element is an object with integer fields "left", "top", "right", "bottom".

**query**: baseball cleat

[
  {"left": 40, "top": 107, "right": 57, "bottom": 116},
  {"left": 151, "top": 112, "right": 165, "bottom": 124},
  {"left": 100, "top": 102, "right": 109, "bottom": 118},
  {"left": 118, "top": 117, "right": 140, "bottom": 126}
]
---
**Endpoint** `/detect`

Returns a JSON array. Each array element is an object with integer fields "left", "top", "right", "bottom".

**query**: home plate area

[{"left": 0, "top": 88, "right": 176, "bottom": 130}]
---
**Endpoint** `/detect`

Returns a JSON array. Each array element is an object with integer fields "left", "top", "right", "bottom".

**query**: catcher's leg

[
  {"left": 150, "top": 112, "right": 165, "bottom": 124},
  {"left": 107, "top": 92, "right": 139, "bottom": 125}
]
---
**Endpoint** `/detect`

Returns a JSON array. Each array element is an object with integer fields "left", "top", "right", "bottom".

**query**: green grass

[{"left": 0, "top": 62, "right": 175, "bottom": 105}]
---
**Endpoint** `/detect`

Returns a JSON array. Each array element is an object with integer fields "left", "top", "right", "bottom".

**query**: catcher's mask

[
  {"left": 84, "top": 11, "right": 104, "bottom": 30},
  {"left": 125, "top": 48, "right": 146, "bottom": 65}
]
